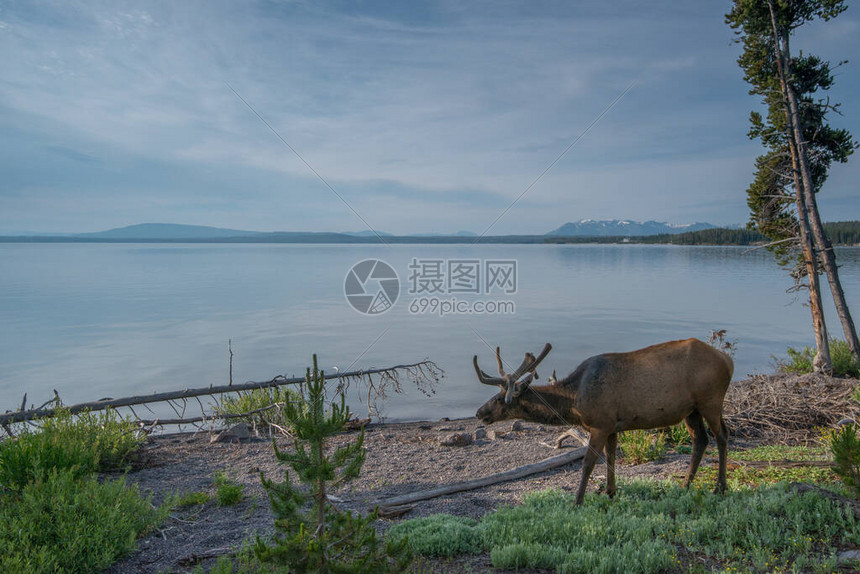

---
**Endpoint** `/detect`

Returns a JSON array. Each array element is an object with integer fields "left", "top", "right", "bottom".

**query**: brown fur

[{"left": 476, "top": 338, "right": 733, "bottom": 504}]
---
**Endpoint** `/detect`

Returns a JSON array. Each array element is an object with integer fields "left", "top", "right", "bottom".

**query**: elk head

[{"left": 474, "top": 343, "right": 552, "bottom": 423}]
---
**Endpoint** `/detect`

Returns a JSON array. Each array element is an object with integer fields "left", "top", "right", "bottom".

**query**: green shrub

[
  {"left": 0, "top": 408, "right": 144, "bottom": 491},
  {"left": 780, "top": 345, "right": 816, "bottom": 374},
  {"left": 778, "top": 339, "right": 860, "bottom": 378},
  {"left": 663, "top": 423, "right": 690, "bottom": 446},
  {"left": 391, "top": 481, "right": 860, "bottom": 572},
  {"left": 214, "top": 472, "right": 244, "bottom": 506},
  {"left": 215, "top": 386, "right": 299, "bottom": 432},
  {"left": 490, "top": 543, "right": 570, "bottom": 571},
  {"left": 618, "top": 429, "right": 668, "bottom": 464},
  {"left": 831, "top": 423, "right": 860, "bottom": 499},
  {"left": 386, "top": 515, "right": 482, "bottom": 557},
  {"left": 0, "top": 469, "right": 168, "bottom": 573},
  {"left": 175, "top": 491, "right": 210, "bottom": 508}
]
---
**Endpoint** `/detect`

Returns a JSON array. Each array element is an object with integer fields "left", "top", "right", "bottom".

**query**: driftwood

[
  {"left": 725, "top": 372, "right": 858, "bottom": 443},
  {"left": 133, "top": 403, "right": 285, "bottom": 429},
  {"left": 376, "top": 446, "right": 587, "bottom": 512},
  {"left": 177, "top": 547, "right": 234, "bottom": 567},
  {"left": 0, "top": 361, "right": 442, "bottom": 427}
]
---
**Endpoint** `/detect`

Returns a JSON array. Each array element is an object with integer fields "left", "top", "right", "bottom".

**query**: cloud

[{"left": 1, "top": 0, "right": 858, "bottom": 233}]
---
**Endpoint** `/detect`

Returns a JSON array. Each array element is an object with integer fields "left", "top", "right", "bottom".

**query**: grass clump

[
  {"left": 215, "top": 386, "right": 299, "bottom": 432},
  {"left": 778, "top": 338, "right": 860, "bottom": 378},
  {"left": 175, "top": 491, "right": 210, "bottom": 508},
  {"left": 618, "top": 429, "right": 668, "bottom": 464},
  {"left": 692, "top": 444, "right": 837, "bottom": 489},
  {"left": 389, "top": 481, "right": 860, "bottom": 572},
  {"left": 214, "top": 471, "right": 244, "bottom": 506},
  {"left": 730, "top": 444, "right": 830, "bottom": 463},
  {"left": 663, "top": 422, "right": 691, "bottom": 447},
  {"left": 0, "top": 407, "right": 144, "bottom": 491}
]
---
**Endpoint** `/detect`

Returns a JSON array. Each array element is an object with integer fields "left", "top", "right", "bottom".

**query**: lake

[{"left": 1, "top": 243, "right": 858, "bottom": 421}]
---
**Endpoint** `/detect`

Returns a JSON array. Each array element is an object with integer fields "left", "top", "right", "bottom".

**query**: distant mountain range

[
  {"left": 78, "top": 223, "right": 263, "bottom": 240},
  {"left": 546, "top": 219, "right": 715, "bottom": 237},
  {"left": 6, "top": 221, "right": 858, "bottom": 245},
  {"left": 2, "top": 220, "right": 722, "bottom": 242}
]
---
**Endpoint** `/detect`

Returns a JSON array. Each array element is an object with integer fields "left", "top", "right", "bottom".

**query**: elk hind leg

[
  {"left": 683, "top": 410, "right": 709, "bottom": 488},
  {"left": 702, "top": 412, "right": 729, "bottom": 494},
  {"left": 575, "top": 430, "right": 608, "bottom": 505}
]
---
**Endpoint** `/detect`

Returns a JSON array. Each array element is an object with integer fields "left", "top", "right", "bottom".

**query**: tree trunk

[
  {"left": 790, "top": 142, "right": 832, "bottom": 372},
  {"left": 767, "top": 2, "right": 832, "bottom": 372},
  {"left": 776, "top": 34, "right": 860, "bottom": 358}
]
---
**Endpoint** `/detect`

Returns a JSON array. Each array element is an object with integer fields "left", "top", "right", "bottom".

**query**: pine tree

[
  {"left": 727, "top": 0, "right": 859, "bottom": 371},
  {"left": 254, "top": 355, "right": 410, "bottom": 573}
]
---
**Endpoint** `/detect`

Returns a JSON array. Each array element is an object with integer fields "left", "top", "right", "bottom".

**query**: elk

[{"left": 474, "top": 339, "right": 733, "bottom": 505}]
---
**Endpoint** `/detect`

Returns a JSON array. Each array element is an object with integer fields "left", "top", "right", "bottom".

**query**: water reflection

[{"left": 1, "top": 244, "right": 858, "bottom": 420}]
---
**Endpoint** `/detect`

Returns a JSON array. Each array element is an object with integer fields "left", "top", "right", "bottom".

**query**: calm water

[{"left": 1, "top": 243, "right": 859, "bottom": 421}]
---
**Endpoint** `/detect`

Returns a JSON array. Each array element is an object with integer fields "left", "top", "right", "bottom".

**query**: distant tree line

[
  {"left": 543, "top": 221, "right": 860, "bottom": 246},
  {"left": 821, "top": 221, "right": 860, "bottom": 246},
  {"left": 640, "top": 228, "right": 767, "bottom": 245}
]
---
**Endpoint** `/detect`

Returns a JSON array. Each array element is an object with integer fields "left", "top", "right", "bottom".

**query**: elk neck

[{"left": 517, "top": 382, "right": 581, "bottom": 426}]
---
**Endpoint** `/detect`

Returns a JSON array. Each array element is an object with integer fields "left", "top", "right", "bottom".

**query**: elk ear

[{"left": 548, "top": 370, "right": 557, "bottom": 384}]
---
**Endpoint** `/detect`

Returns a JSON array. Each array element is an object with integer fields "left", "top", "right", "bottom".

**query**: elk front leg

[
  {"left": 575, "top": 430, "right": 608, "bottom": 505},
  {"left": 605, "top": 432, "right": 618, "bottom": 498}
]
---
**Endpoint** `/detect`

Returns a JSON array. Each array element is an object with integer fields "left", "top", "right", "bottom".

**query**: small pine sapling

[
  {"left": 255, "top": 355, "right": 410, "bottom": 573},
  {"left": 830, "top": 423, "right": 860, "bottom": 499}
]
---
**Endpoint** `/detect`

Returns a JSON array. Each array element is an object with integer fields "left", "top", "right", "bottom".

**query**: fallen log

[
  {"left": 134, "top": 403, "right": 285, "bottom": 429},
  {"left": 376, "top": 446, "right": 587, "bottom": 512},
  {"left": 177, "top": 547, "right": 233, "bottom": 567},
  {"left": 0, "top": 361, "right": 440, "bottom": 426}
]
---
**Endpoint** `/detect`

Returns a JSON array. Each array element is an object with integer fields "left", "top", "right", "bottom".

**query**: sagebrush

[{"left": 389, "top": 482, "right": 856, "bottom": 572}]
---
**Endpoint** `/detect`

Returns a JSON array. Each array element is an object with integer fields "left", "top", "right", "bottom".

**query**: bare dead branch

[
  {"left": 1, "top": 360, "right": 443, "bottom": 426},
  {"left": 742, "top": 236, "right": 799, "bottom": 254},
  {"left": 725, "top": 372, "right": 858, "bottom": 444}
]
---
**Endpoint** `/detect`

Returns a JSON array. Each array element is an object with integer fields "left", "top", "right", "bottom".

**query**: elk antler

[
  {"left": 473, "top": 355, "right": 505, "bottom": 386},
  {"left": 474, "top": 343, "right": 553, "bottom": 402},
  {"left": 509, "top": 343, "right": 552, "bottom": 382}
]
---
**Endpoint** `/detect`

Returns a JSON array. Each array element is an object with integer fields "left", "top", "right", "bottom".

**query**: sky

[{"left": 1, "top": 1, "right": 858, "bottom": 235}]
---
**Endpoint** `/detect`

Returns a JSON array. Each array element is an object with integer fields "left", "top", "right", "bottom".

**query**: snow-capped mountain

[{"left": 546, "top": 219, "right": 715, "bottom": 237}]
